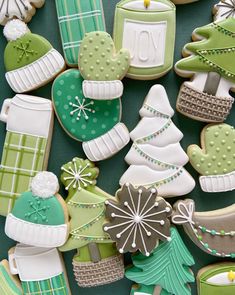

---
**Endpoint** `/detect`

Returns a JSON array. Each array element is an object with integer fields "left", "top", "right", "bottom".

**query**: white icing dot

[
  {"left": 132, "top": 243, "right": 136, "bottom": 248},
  {"left": 111, "top": 213, "right": 115, "bottom": 217},
  {"left": 167, "top": 237, "right": 172, "bottom": 242},
  {"left": 155, "top": 202, "right": 159, "bottom": 207},
  {"left": 160, "top": 220, "right": 165, "bottom": 225},
  {"left": 105, "top": 200, "right": 109, "bottom": 205},
  {"left": 104, "top": 226, "right": 108, "bottom": 232},
  {"left": 151, "top": 188, "right": 156, "bottom": 193},
  {"left": 146, "top": 252, "right": 150, "bottom": 257},
  {"left": 124, "top": 202, "right": 128, "bottom": 206},
  {"left": 116, "top": 233, "right": 121, "bottom": 239},
  {"left": 119, "top": 249, "right": 124, "bottom": 253},
  {"left": 165, "top": 207, "right": 171, "bottom": 212},
  {"left": 147, "top": 232, "right": 151, "bottom": 237}
]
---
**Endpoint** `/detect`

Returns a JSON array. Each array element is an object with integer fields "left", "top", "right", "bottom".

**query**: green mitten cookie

[{"left": 188, "top": 123, "right": 235, "bottom": 192}]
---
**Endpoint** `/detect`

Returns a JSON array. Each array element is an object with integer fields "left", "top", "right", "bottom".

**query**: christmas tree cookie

[
  {"left": 172, "top": 199, "right": 235, "bottom": 258},
  {"left": 175, "top": 17, "right": 235, "bottom": 122},
  {"left": 59, "top": 158, "right": 124, "bottom": 287},
  {"left": 4, "top": 19, "right": 65, "bottom": 93},
  {"left": 188, "top": 123, "right": 235, "bottom": 192},
  {"left": 120, "top": 85, "right": 195, "bottom": 197},
  {"left": 126, "top": 227, "right": 195, "bottom": 295},
  {"left": 52, "top": 69, "right": 130, "bottom": 161},
  {"left": 0, "top": 0, "right": 45, "bottom": 25}
]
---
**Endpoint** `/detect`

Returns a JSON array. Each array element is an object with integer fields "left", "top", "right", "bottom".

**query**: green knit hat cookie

[
  {"left": 5, "top": 172, "right": 68, "bottom": 248},
  {"left": 4, "top": 19, "right": 65, "bottom": 93}
]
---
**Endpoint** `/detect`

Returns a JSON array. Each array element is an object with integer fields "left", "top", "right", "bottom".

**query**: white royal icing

[
  {"left": 31, "top": 172, "right": 59, "bottom": 198},
  {"left": 3, "top": 19, "right": 29, "bottom": 41},
  {"left": 207, "top": 272, "right": 235, "bottom": 285},
  {"left": 214, "top": 0, "right": 235, "bottom": 21}
]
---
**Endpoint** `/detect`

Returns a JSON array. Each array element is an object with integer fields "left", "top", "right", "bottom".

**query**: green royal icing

[
  {"left": 12, "top": 191, "right": 65, "bottom": 225},
  {"left": 125, "top": 227, "right": 195, "bottom": 295},
  {"left": 188, "top": 124, "right": 235, "bottom": 176},
  {"left": 0, "top": 264, "right": 22, "bottom": 295},
  {"left": 52, "top": 69, "right": 121, "bottom": 142},
  {"left": 4, "top": 33, "right": 52, "bottom": 71},
  {"left": 79, "top": 31, "right": 130, "bottom": 81},
  {"left": 176, "top": 18, "right": 235, "bottom": 82}
]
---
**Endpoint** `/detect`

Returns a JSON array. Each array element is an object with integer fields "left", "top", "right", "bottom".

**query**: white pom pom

[
  {"left": 31, "top": 172, "right": 59, "bottom": 198},
  {"left": 3, "top": 20, "right": 29, "bottom": 41}
]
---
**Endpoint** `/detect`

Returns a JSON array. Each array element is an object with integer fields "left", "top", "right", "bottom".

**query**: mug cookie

[
  {"left": 113, "top": 0, "right": 176, "bottom": 80},
  {"left": 172, "top": 199, "right": 235, "bottom": 258},
  {"left": 187, "top": 123, "right": 235, "bottom": 192},
  {"left": 126, "top": 227, "right": 195, "bottom": 295},
  {"left": 120, "top": 84, "right": 195, "bottom": 197},
  {"left": 175, "top": 18, "right": 235, "bottom": 122},
  {"left": 60, "top": 158, "right": 124, "bottom": 288},
  {"left": 52, "top": 69, "right": 130, "bottom": 161},
  {"left": 104, "top": 183, "right": 172, "bottom": 256},
  {"left": 0, "top": 94, "right": 53, "bottom": 216},
  {"left": 55, "top": 0, "right": 106, "bottom": 67},
  {"left": 0, "top": 0, "right": 45, "bottom": 25},
  {"left": 4, "top": 19, "right": 65, "bottom": 93}
]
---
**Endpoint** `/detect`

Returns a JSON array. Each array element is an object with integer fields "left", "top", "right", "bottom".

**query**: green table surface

[{"left": 0, "top": 0, "right": 234, "bottom": 294}]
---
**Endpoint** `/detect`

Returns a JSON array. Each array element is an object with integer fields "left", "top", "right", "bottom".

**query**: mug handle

[
  {"left": 8, "top": 253, "right": 18, "bottom": 275},
  {"left": 0, "top": 99, "right": 11, "bottom": 123}
]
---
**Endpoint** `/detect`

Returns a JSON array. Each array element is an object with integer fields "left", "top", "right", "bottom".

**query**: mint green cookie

[
  {"left": 52, "top": 69, "right": 121, "bottom": 141},
  {"left": 79, "top": 31, "right": 130, "bottom": 81}
]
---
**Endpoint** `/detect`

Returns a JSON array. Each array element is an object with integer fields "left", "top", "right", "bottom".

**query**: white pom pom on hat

[
  {"left": 31, "top": 171, "right": 59, "bottom": 198},
  {"left": 3, "top": 19, "right": 30, "bottom": 41}
]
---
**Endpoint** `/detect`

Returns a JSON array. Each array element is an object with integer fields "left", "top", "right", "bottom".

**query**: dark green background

[{"left": 0, "top": 0, "right": 234, "bottom": 294}]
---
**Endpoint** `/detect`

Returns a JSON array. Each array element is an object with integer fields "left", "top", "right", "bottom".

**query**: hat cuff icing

[
  {"left": 5, "top": 214, "right": 68, "bottom": 248},
  {"left": 82, "top": 123, "right": 130, "bottom": 161},
  {"left": 5, "top": 48, "right": 65, "bottom": 93},
  {"left": 200, "top": 171, "right": 235, "bottom": 192},
  {"left": 82, "top": 80, "right": 123, "bottom": 100}
]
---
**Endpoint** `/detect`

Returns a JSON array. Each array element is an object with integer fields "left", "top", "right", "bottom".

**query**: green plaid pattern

[
  {"left": 55, "top": 0, "right": 106, "bottom": 66},
  {"left": 0, "top": 131, "right": 47, "bottom": 216},
  {"left": 22, "top": 273, "right": 69, "bottom": 295}
]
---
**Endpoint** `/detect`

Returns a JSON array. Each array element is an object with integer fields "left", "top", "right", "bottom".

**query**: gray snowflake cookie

[{"left": 104, "top": 183, "right": 172, "bottom": 256}]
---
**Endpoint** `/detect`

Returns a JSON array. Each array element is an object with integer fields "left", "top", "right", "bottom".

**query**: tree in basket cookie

[
  {"left": 188, "top": 123, "right": 235, "bottom": 192},
  {"left": 175, "top": 17, "right": 235, "bottom": 122},
  {"left": 120, "top": 84, "right": 195, "bottom": 197},
  {"left": 3, "top": 19, "right": 65, "bottom": 93},
  {"left": 125, "top": 227, "right": 195, "bottom": 295},
  {"left": 59, "top": 158, "right": 124, "bottom": 288}
]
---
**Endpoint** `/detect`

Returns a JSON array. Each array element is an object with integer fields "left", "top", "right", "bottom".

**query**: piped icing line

[
  {"left": 142, "top": 103, "right": 171, "bottom": 119},
  {"left": 69, "top": 96, "right": 95, "bottom": 121}
]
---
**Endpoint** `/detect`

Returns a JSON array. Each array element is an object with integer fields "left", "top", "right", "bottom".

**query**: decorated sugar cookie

[
  {"left": 52, "top": 69, "right": 130, "bottom": 161},
  {"left": 172, "top": 199, "right": 235, "bottom": 258},
  {"left": 104, "top": 184, "right": 172, "bottom": 256},
  {"left": 55, "top": 0, "right": 106, "bottom": 67},
  {"left": 126, "top": 227, "right": 195, "bottom": 295},
  {"left": 197, "top": 263, "right": 235, "bottom": 295},
  {"left": 175, "top": 18, "right": 235, "bottom": 122},
  {"left": 120, "top": 85, "right": 195, "bottom": 197},
  {"left": 113, "top": 0, "right": 176, "bottom": 80},
  {"left": 4, "top": 19, "right": 65, "bottom": 93},
  {"left": 0, "top": 260, "right": 22, "bottom": 294},
  {"left": 0, "top": 94, "right": 54, "bottom": 216},
  {"left": 60, "top": 158, "right": 124, "bottom": 288},
  {"left": 79, "top": 31, "right": 130, "bottom": 99},
  {"left": 0, "top": 0, "right": 45, "bottom": 25},
  {"left": 188, "top": 123, "right": 235, "bottom": 192},
  {"left": 213, "top": 0, "right": 235, "bottom": 21}
]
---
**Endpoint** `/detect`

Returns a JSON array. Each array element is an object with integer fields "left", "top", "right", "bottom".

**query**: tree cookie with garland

[
  {"left": 126, "top": 227, "right": 195, "bottom": 295},
  {"left": 59, "top": 157, "right": 124, "bottom": 288},
  {"left": 175, "top": 17, "right": 235, "bottom": 123},
  {"left": 0, "top": 0, "right": 45, "bottom": 25},
  {"left": 172, "top": 199, "right": 235, "bottom": 258},
  {"left": 104, "top": 183, "right": 172, "bottom": 256},
  {"left": 52, "top": 69, "right": 130, "bottom": 162},
  {"left": 187, "top": 123, "right": 235, "bottom": 192},
  {"left": 197, "top": 262, "right": 235, "bottom": 295},
  {"left": 3, "top": 19, "right": 65, "bottom": 93}
]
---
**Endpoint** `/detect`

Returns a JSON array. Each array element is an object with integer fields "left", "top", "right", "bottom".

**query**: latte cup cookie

[
  {"left": 4, "top": 19, "right": 65, "bottom": 93},
  {"left": 79, "top": 31, "right": 130, "bottom": 100},
  {"left": 52, "top": 69, "right": 130, "bottom": 161},
  {"left": 175, "top": 18, "right": 235, "bottom": 122},
  {"left": 0, "top": 94, "right": 54, "bottom": 217},
  {"left": 8, "top": 245, "right": 71, "bottom": 295},
  {"left": 0, "top": 0, "right": 45, "bottom": 26},
  {"left": 55, "top": 0, "right": 106, "bottom": 67},
  {"left": 0, "top": 260, "right": 22, "bottom": 295},
  {"left": 113, "top": 0, "right": 176, "bottom": 80},
  {"left": 197, "top": 262, "right": 235, "bottom": 295},
  {"left": 188, "top": 123, "right": 235, "bottom": 192},
  {"left": 172, "top": 199, "right": 235, "bottom": 258},
  {"left": 5, "top": 171, "right": 69, "bottom": 248}
]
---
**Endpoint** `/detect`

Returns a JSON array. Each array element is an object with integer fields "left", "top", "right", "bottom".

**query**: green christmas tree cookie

[
  {"left": 188, "top": 123, "right": 235, "bottom": 192},
  {"left": 79, "top": 31, "right": 130, "bottom": 100},
  {"left": 126, "top": 227, "right": 195, "bottom": 295},
  {"left": 59, "top": 158, "right": 124, "bottom": 288},
  {"left": 175, "top": 18, "right": 235, "bottom": 122}
]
